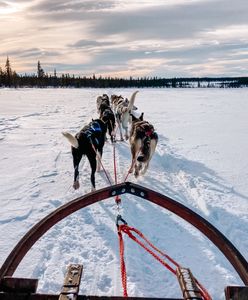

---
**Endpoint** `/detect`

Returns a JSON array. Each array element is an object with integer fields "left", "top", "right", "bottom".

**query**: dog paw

[
  {"left": 91, "top": 187, "right": 96, "bottom": 192},
  {"left": 140, "top": 170, "right": 146, "bottom": 175},
  {"left": 73, "top": 181, "right": 80, "bottom": 190}
]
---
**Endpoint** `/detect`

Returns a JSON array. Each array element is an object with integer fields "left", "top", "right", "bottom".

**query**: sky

[{"left": 0, "top": 0, "right": 248, "bottom": 78}]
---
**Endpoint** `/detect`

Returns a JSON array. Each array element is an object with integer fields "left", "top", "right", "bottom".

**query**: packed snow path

[{"left": 0, "top": 88, "right": 248, "bottom": 299}]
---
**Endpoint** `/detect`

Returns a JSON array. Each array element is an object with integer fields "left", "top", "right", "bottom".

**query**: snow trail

[{"left": 0, "top": 88, "right": 248, "bottom": 300}]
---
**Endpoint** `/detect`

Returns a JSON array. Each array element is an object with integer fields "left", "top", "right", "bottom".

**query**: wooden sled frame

[{"left": 0, "top": 181, "right": 248, "bottom": 287}]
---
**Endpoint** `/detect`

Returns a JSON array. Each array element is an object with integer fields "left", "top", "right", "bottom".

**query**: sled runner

[{"left": 0, "top": 182, "right": 248, "bottom": 299}]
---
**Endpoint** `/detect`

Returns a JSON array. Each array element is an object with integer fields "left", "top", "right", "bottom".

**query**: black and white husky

[{"left": 62, "top": 119, "right": 107, "bottom": 191}]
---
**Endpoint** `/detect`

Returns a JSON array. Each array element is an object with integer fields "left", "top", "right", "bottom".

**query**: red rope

[
  {"left": 194, "top": 277, "right": 212, "bottom": 300},
  {"left": 118, "top": 229, "right": 128, "bottom": 297},
  {"left": 113, "top": 143, "right": 121, "bottom": 204},
  {"left": 117, "top": 224, "right": 212, "bottom": 300},
  {"left": 123, "top": 168, "right": 131, "bottom": 183},
  {"left": 128, "top": 226, "right": 180, "bottom": 268},
  {"left": 119, "top": 224, "right": 177, "bottom": 275},
  {"left": 113, "top": 144, "right": 118, "bottom": 184},
  {"left": 91, "top": 143, "right": 112, "bottom": 185},
  {"left": 122, "top": 150, "right": 141, "bottom": 183}
]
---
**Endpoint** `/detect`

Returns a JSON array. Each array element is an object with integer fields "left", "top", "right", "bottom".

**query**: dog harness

[
  {"left": 145, "top": 128, "right": 154, "bottom": 137},
  {"left": 139, "top": 121, "right": 154, "bottom": 137},
  {"left": 85, "top": 121, "right": 102, "bottom": 145},
  {"left": 90, "top": 121, "right": 102, "bottom": 133}
]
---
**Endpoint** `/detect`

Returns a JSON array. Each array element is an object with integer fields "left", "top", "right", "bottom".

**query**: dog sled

[{"left": 0, "top": 182, "right": 248, "bottom": 300}]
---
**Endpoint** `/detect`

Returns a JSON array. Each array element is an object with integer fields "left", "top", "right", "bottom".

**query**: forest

[{"left": 1, "top": 57, "right": 247, "bottom": 88}]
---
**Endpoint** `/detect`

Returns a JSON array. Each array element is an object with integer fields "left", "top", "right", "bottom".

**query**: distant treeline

[{"left": 1, "top": 57, "right": 248, "bottom": 88}]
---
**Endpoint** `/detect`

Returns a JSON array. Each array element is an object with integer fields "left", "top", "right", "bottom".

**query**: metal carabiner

[{"left": 116, "top": 214, "right": 127, "bottom": 228}]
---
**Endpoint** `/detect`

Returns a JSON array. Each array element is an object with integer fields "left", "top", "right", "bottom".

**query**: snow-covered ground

[{"left": 0, "top": 88, "right": 248, "bottom": 299}]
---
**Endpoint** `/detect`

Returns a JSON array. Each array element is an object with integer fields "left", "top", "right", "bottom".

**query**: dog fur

[
  {"left": 129, "top": 113, "right": 158, "bottom": 177},
  {"left": 97, "top": 94, "right": 110, "bottom": 113},
  {"left": 97, "top": 95, "right": 116, "bottom": 143},
  {"left": 62, "top": 119, "right": 107, "bottom": 191},
  {"left": 111, "top": 91, "right": 139, "bottom": 141}
]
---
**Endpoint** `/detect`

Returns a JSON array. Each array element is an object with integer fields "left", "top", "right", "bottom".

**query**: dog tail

[
  {"left": 62, "top": 132, "right": 79, "bottom": 148},
  {"left": 127, "top": 90, "right": 139, "bottom": 111}
]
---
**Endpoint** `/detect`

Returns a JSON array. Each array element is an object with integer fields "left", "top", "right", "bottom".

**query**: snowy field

[{"left": 0, "top": 88, "right": 248, "bottom": 299}]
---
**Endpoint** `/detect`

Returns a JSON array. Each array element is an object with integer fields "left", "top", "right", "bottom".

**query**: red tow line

[
  {"left": 117, "top": 218, "right": 212, "bottom": 300},
  {"left": 113, "top": 142, "right": 121, "bottom": 205}
]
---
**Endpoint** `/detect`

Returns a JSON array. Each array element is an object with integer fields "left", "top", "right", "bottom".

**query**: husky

[
  {"left": 111, "top": 91, "right": 139, "bottom": 141},
  {"left": 129, "top": 113, "right": 158, "bottom": 177},
  {"left": 97, "top": 94, "right": 110, "bottom": 113},
  {"left": 62, "top": 119, "right": 107, "bottom": 191},
  {"left": 97, "top": 95, "right": 116, "bottom": 143}
]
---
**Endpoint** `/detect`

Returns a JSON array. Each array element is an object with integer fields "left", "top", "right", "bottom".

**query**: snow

[{"left": 0, "top": 88, "right": 248, "bottom": 299}]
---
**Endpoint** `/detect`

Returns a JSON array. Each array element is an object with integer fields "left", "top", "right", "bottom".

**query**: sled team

[{"left": 63, "top": 91, "right": 158, "bottom": 191}]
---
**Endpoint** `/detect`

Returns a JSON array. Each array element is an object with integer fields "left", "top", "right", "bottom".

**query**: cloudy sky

[{"left": 0, "top": 0, "right": 247, "bottom": 77}]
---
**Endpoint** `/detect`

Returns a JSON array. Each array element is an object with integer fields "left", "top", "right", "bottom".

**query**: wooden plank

[
  {"left": 225, "top": 286, "right": 248, "bottom": 300},
  {"left": 0, "top": 294, "right": 58, "bottom": 299},
  {"left": 59, "top": 264, "right": 83, "bottom": 300},
  {"left": 0, "top": 277, "right": 38, "bottom": 293},
  {"left": 176, "top": 268, "right": 203, "bottom": 300}
]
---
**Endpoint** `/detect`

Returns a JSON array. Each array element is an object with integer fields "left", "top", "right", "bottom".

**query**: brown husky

[{"left": 129, "top": 113, "right": 158, "bottom": 177}]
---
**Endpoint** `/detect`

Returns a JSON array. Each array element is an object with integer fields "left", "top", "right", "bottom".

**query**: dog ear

[
  {"left": 130, "top": 113, "right": 138, "bottom": 122},
  {"left": 139, "top": 112, "right": 144, "bottom": 121}
]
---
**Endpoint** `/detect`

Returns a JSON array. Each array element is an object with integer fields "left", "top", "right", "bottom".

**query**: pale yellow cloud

[{"left": 0, "top": 0, "right": 247, "bottom": 77}]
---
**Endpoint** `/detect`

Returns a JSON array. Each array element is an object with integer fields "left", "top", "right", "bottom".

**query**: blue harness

[{"left": 85, "top": 121, "right": 102, "bottom": 144}]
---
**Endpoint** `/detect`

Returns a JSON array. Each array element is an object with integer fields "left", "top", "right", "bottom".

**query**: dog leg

[
  {"left": 111, "top": 134, "right": 116, "bottom": 143},
  {"left": 87, "top": 153, "right": 97, "bottom": 190},
  {"left": 116, "top": 115, "right": 124, "bottom": 141},
  {"left": 134, "top": 162, "right": 142, "bottom": 178},
  {"left": 121, "top": 112, "right": 130, "bottom": 140},
  {"left": 129, "top": 144, "right": 136, "bottom": 173},
  {"left": 124, "top": 126, "right": 129, "bottom": 140},
  {"left": 119, "top": 125, "right": 124, "bottom": 141},
  {"left": 140, "top": 162, "right": 149, "bottom": 175},
  {"left": 73, "top": 179, "right": 80, "bottom": 190},
  {"left": 72, "top": 150, "right": 82, "bottom": 190},
  {"left": 140, "top": 139, "right": 157, "bottom": 175},
  {"left": 129, "top": 139, "right": 142, "bottom": 173}
]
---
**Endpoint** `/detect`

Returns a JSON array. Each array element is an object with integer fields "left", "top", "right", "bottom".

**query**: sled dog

[
  {"left": 97, "top": 94, "right": 110, "bottom": 113},
  {"left": 62, "top": 119, "right": 107, "bottom": 191},
  {"left": 129, "top": 113, "right": 158, "bottom": 177},
  {"left": 97, "top": 94, "right": 116, "bottom": 143},
  {"left": 111, "top": 91, "right": 139, "bottom": 141}
]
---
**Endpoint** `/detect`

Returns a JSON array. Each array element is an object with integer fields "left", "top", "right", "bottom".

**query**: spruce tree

[
  {"left": 37, "top": 61, "right": 45, "bottom": 78},
  {"left": 5, "top": 56, "right": 12, "bottom": 87},
  {"left": 37, "top": 61, "right": 45, "bottom": 87}
]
